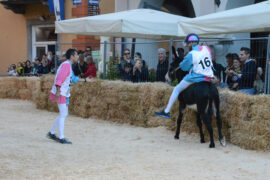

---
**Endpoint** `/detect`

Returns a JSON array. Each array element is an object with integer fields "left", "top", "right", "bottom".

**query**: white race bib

[{"left": 190, "top": 46, "right": 214, "bottom": 77}]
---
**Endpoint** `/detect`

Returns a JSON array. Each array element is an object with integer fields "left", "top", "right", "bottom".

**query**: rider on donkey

[{"left": 155, "top": 33, "right": 214, "bottom": 119}]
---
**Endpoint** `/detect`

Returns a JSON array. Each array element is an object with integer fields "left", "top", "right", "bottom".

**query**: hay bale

[
  {"left": 25, "top": 77, "right": 41, "bottom": 101},
  {"left": 0, "top": 77, "right": 20, "bottom": 99},
  {"left": 18, "top": 89, "right": 32, "bottom": 100},
  {"left": 35, "top": 92, "right": 49, "bottom": 110},
  {"left": 0, "top": 77, "right": 40, "bottom": 100},
  {"left": 40, "top": 75, "right": 54, "bottom": 92}
]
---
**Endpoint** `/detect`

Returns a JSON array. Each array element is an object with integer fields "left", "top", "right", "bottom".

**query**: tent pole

[
  {"left": 264, "top": 35, "right": 270, "bottom": 94},
  {"left": 168, "top": 38, "right": 174, "bottom": 65},
  {"left": 56, "top": 34, "right": 61, "bottom": 71},
  {"left": 131, "top": 38, "right": 136, "bottom": 60},
  {"left": 103, "top": 41, "right": 107, "bottom": 80}
]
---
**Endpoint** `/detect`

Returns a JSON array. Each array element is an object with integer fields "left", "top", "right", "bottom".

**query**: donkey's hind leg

[
  {"left": 174, "top": 104, "right": 185, "bottom": 139},
  {"left": 196, "top": 112, "right": 205, "bottom": 143},
  {"left": 212, "top": 87, "right": 226, "bottom": 147}
]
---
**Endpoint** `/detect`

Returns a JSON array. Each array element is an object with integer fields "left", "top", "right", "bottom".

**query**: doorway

[{"left": 32, "top": 25, "right": 57, "bottom": 61}]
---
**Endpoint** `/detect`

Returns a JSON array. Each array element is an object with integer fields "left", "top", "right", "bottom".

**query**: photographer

[{"left": 132, "top": 59, "right": 149, "bottom": 83}]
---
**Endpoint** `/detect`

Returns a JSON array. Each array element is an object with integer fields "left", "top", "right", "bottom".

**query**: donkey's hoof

[
  {"left": 209, "top": 143, "right": 215, "bottom": 148},
  {"left": 200, "top": 139, "right": 205, "bottom": 143},
  {"left": 174, "top": 135, "right": 179, "bottom": 139},
  {"left": 219, "top": 137, "right": 226, "bottom": 147}
]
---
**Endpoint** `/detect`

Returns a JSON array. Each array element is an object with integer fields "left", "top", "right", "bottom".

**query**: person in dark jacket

[
  {"left": 118, "top": 48, "right": 134, "bottom": 78},
  {"left": 238, "top": 47, "right": 257, "bottom": 95},
  {"left": 73, "top": 54, "right": 87, "bottom": 77},
  {"left": 133, "top": 59, "right": 149, "bottom": 83},
  {"left": 122, "top": 64, "right": 132, "bottom": 81},
  {"left": 24, "top": 60, "right": 32, "bottom": 75},
  {"left": 156, "top": 48, "right": 168, "bottom": 82}
]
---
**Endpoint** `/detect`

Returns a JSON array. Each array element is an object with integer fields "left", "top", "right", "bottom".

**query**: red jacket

[{"left": 84, "top": 63, "right": 97, "bottom": 78}]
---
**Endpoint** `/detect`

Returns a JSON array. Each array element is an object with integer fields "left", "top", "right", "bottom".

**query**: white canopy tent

[
  {"left": 178, "top": 1, "right": 270, "bottom": 36},
  {"left": 55, "top": 8, "right": 189, "bottom": 39}
]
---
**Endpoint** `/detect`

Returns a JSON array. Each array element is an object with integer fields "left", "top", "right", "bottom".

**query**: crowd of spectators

[
  {"left": 213, "top": 47, "right": 262, "bottom": 95},
  {"left": 6, "top": 45, "right": 264, "bottom": 95},
  {"left": 7, "top": 52, "right": 58, "bottom": 77},
  {"left": 72, "top": 47, "right": 97, "bottom": 79},
  {"left": 6, "top": 47, "right": 97, "bottom": 80},
  {"left": 116, "top": 45, "right": 262, "bottom": 95}
]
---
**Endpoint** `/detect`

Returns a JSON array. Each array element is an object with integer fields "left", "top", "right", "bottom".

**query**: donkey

[{"left": 166, "top": 61, "right": 226, "bottom": 148}]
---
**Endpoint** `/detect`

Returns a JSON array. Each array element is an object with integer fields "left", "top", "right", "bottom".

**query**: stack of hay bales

[
  {"left": 1, "top": 75, "right": 270, "bottom": 151},
  {"left": 0, "top": 77, "right": 40, "bottom": 101},
  {"left": 219, "top": 89, "right": 270, "bottom": 150},
  {"left": 69, "top": 80, "right": 175, "bottom": 128},
  {"left": 35, "top": 75, "right": 57, "bottom": 111}
]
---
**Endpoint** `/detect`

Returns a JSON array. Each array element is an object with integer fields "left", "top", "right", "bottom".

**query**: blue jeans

[{"left": 239, "top": 88, "right": 255, "bottom": 95}]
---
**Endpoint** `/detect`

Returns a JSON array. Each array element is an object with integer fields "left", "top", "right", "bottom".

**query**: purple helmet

[{"left": 184, "top": 33, "right": 200, "bottom": 44}]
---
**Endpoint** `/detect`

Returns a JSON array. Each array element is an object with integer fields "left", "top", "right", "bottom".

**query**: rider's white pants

[{"left": 165, "top": 80, "right": 193, "bottom": 113}]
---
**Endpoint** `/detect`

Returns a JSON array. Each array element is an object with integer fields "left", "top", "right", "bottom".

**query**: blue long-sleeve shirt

[{"left": 180, "top": 45, "right": 212, "bottom": 83}]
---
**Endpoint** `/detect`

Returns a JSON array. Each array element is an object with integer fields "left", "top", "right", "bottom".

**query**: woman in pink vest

[{"left": 47, "top": 49, "right": 79, "bottom": 144}]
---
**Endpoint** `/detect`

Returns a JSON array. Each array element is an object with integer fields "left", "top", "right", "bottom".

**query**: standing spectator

[
  {"left": 41, "top": 54, "right": 52, "bottom": 71},
  {"left": 34, "top": 59, "right": 43, "bottom": 75},
  {"left": 7, "top": 64, "right": 17, "bottom": 76},
  {"left": 22, "top": 62, "right": 26, "bottom": 74},
  {"left": 17, "top": 62, "right": 24, "bottom": 76},
  {"left": 227, "top": 57, "right": 242, "bottom": 90},
  {"left": 122, "top": 64, "right": 132, "bottom": 81},
  {"left": 133, "top": 59, "right": 149, "bottom": 83},
  {"left": 73, "top": 54, "right": 87, "bottom": 77},
  {"left": 85, "top": 46, "right": 92, "bottom": 57},
  {"left": 41, "top": 54, "right": 48, "bottom": 64},
  {"left": 225, "top": 53, "right": 234, "bottom": 69},
  {"left": 222, "top": 53, "right": 238, "bottom": 88},
  {"left": 41, "top": 57, "right": 49, "bottom": 74},
  {"left": 83, "top": 56, "right": 97, "bottom": 79},
  {"left": 156, "top": 48, "right": 168, "bottom": 82},
  {"left": 254, "top": 67, "right": 264, "bottom": 94},
  {"left": 118, "top": 48, "right": 134, "bottom": 78},
  {"left": 47, "top": 51, "right": 53, "bottom": 62},
  {"left": 34, "top": 56, "right": 39, "bottom": 62},
  {"left": 135, "top": 52, "right": 147, "bottom": 69},
  {"left": 135, "top": 52, "right": 142, "bottom": 60},
  {"left": 238, "top": 47, "right": 257, "bottom": 95},
  {"left": 24, "top": 60, "right": 32, "bottom": 75}
]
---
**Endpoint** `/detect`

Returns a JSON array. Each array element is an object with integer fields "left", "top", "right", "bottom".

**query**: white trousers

[
  {"left": 165, "top": 80, "right": 193, "bottom": 113},
  {"left": 50, "top": 103, "right": 68, "bottom": 139}
]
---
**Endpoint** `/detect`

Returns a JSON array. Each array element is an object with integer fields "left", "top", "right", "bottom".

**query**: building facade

[
  {"left": 0, "top": 0, "right": 268, "bottom": 74},
  {"left": 0, "top": 0, "right": 114, "bottom": 75}
]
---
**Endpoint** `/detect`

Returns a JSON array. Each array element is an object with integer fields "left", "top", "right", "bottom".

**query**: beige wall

[{"left": 0, "top": 4, "right": 27, "bottom": 75}]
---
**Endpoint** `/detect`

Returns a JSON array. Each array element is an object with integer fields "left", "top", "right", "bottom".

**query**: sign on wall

[
  {"left": 73, "top": 0, "right": 82, "bottom": 5},
  {"left": 89, "top": 0, "right": 99, "bottom": 5}
]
